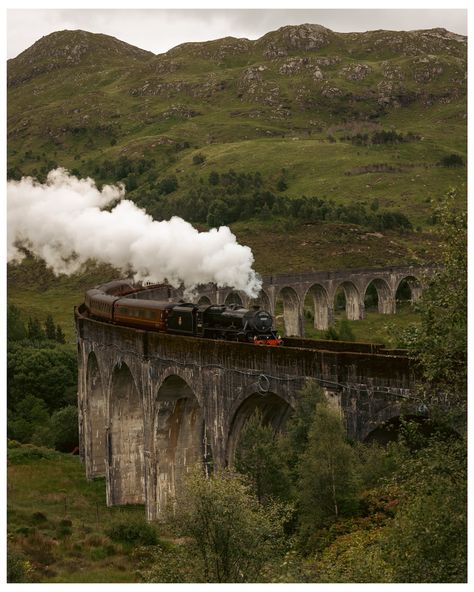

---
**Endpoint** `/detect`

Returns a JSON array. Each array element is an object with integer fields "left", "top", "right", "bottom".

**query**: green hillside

[
  {"left": 7, "top": 22, "right": 467, "bottom": 341},
  {"left": 7, "top": 443, "right": 150, "bottom": 583},
  {"left": 7, "top": 25, "right": 466, "bottom": 275}
]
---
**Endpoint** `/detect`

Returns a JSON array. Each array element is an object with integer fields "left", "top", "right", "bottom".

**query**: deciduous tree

[{"left": 175, "top": 469, "right": 287, "bottom": 582}]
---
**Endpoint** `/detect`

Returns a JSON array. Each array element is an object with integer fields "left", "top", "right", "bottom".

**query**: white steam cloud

[{"left": 7, "top": 168, "right": 262, "bottom": 297}]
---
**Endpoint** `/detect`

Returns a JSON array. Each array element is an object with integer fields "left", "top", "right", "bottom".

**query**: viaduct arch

[
  {"left": 76, "top": 295, "right": 422, "bottom": 520},
  {"left": 192, "top": 265, "right": 433, "bottom": 335}
]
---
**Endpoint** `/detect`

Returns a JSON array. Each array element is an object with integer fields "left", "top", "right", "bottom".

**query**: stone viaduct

[
  {"left": 194, "top": 264, "right": 434, "bottom": 336},
  {"left": 75, "top": 268, "right": 428, "bottom": 520}
]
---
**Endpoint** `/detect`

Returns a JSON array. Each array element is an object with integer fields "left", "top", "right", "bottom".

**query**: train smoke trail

[{"left": 7, "top": 168, "right": 262, "bottom": 297}]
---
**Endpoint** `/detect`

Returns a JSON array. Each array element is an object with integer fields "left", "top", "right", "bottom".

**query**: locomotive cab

[{"left": 166, "top": 303, "right": 197, "bottom": 335}]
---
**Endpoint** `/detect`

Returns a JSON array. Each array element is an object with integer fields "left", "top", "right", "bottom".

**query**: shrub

[
  {"left": 192, "top": 153, "right": 206, "bottom": 165},
  {"left": 157, "top": 175, "right": 178, "bottom": 195},
  {"left": 208, "top": 171, "right": 220, "bottom": 185},
  {"left": 7, "top": 551, "right": 32, "bottom": 583},
  {"left": 50, "top": 406, "right": 79, "bottom": 452},
  {"left": 439, "top": 153, "right": 464, "bottom": 167},
  {"left": 31, "top": 512, "right": 48, "bottom": 525},
  {"left": 106, "top": 517, "right": 158, "bottom": 546},
  {"left": 175, "top": 468, "right": 288, "bottom": 582},
  {"left": 7, "top": 443, "right": 59, "bottom": 465},
  {"left": 19, "top": 532, "right": 55, "bottom": 566},
  {"left": 138, "top": 543, "right": 201, "bottom": 583},
  {"left": 338, "top": 319, "right": 355, "bottom": 341}
]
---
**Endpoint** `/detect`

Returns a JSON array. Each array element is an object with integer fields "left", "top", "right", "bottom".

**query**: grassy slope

[
  {"left": 10, "top": 32, "right": 466, "bottom": 584},
  {"left": 8, "top": 257, "right": 118, "bottom": 341},
  {"left": 7, "top": 27, "right": 465, "bottom": 350},
  {"left": 8, "top": 447, "right": 146, "bottom": 583}
]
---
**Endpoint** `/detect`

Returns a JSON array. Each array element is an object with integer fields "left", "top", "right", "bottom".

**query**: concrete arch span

[
  {"left": 276, "top": 286, "right": 303, "bottom": 336},
  {"left": 363, "top": 278, "right": 395, "bottom": 315},
  {"left": 86, "top": 352, "right": 106, "bottom": 479},
  {"left": 396, "top": 275, "right": 423, "bottom": 309},
  {"left": 224, "top": 291, "right": 244, "bottom": 307},
  {"left": 226, "top": 392, "right": 293, "bottom": 466},
  {"left": 248, "top": 289, "right": 272, "bottom": 315},
  {"left": 334, "top": 281, "right": 363, "bottom": 321},
  {"left": 153, "top": 374, "right": 207, "bottom": 517},
  {"left": 197, "top": 295, "right": 212, "bottom": 306},
  {"left": 108, "top": 362, "right": 145, "bottom": 506},
  {"left": 305, "top": 283, "right": 331, "bottom": 330}
]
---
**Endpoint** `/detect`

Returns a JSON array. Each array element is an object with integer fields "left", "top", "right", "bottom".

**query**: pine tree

[
  {"left": 44, "top": 314, "right": 56, "bottom": 341},
  {"left": 27, "top": 317, "right": 45, "bottom": 341},
  {"left": 55, "top": 324, "right": 66, "bottom": 344},
  {"left": 7, "top": 305, "right": 27, "bottom": 341}
]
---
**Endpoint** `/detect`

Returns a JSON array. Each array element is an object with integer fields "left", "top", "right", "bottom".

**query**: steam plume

[{"left": 7, "top": 168, "right": 262, "bottom": 297}]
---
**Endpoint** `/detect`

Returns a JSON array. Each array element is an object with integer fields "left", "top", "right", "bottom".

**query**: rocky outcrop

[
  {"left": 129, "top": 74, "right": 227, "bottom": 98},
  {"left": 7, "top": 29, "right": 153, "bottom": 87},
  {"left": 341, "top": 63, "right": 372, "bottom": 81},
  {"left": 257, "top": 24, "right": 335, "bottom": 58},
  {"left": 412, "top": 55, "right": 444, "bottom": 83},
  {"left": 278, "top": 57, "right": 324, "bottom": 80},
  {"left": 160, "top": 104, "right": 201, "bottom": 119},
  {"left": 321, "top": 84, "right": 344, "bottom": 98},
  {"left": 382, "top": 61, "right": 405, "bottom": 81},
  {"left": 166, "top": 36, "right": 252, "bottom": 62},
  {"left": 237, "top": 65, "right": 282, "bottom": 106}
]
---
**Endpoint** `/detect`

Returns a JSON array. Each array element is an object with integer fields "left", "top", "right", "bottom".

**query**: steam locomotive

[{"left": 84, "top": 280, "right": 282, "bottom": 346}]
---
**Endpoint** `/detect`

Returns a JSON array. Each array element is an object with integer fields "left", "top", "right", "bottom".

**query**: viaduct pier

[
  {"left": 75, "top": 265, "right": 429, "bottom": 520},
  {"left": 191, "top": 264, "right": 433, "bottom": 335}
]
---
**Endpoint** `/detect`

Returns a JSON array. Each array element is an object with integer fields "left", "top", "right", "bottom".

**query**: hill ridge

[{"left": 7, "top": 22, "right": 466, "bottom": 274}]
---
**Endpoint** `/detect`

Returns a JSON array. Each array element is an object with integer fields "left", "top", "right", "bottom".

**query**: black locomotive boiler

[{"left": 84, "top": 280, "right": 282, "bottom": 346}]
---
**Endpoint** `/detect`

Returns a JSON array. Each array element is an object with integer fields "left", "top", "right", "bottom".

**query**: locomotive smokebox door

[{"left": 252, "top": 310, "right": 273, "bottom": 332}]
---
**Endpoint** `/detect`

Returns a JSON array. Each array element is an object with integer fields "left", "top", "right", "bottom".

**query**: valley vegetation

[
  {"left": 7, "top": 195, "right": 467, "bottom": 583},
  {"left": 7, "top": 22, "right": 467, "bottom": 584}
]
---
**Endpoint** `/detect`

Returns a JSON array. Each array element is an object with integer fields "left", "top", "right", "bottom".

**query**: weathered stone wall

[{"left": 76, "top": 304, "right": 420, "bottom": 520}]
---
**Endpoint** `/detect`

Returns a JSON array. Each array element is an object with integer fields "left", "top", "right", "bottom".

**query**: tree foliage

[
  {"left": 7, "top": 305, "right": 27, "bottom": 341},
  {"left": 8, "top": 342, "right": 77, "bottom": 412},
  {"left": 50, "top": 406, "right": 79, "bottom": 452},
  {"left": 382, "top": 433, "right": 467, "bottom": 582},
  {"left": 297, "top": 396, "right": 358, "bottom": 538},
  {"left": 174, "top": 469, "right": 288, "bottom": 583},
  {"left": 402, "top": 190, "right": 467, "bottom": 420},
  {"left": 234, "top": 409, "right": 290, "bottom": 503},
  {"left": 44, "top": 314, "right": 56, "bottom": 341},
  {"left": 7, "top": 307, "right": 78, "bottom": 451}
]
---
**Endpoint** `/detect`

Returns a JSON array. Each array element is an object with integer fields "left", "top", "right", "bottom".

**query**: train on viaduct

[{"left": 75, "top": 265, "right": 432, "bottom": 520}]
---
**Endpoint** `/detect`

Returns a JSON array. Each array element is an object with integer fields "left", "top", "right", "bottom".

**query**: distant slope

[
  {"left": 8, "top": 29, "right": 154, "bottom": 87},
  {"left": 7, "top": 24, "right": 467, "bottom": 273}
]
